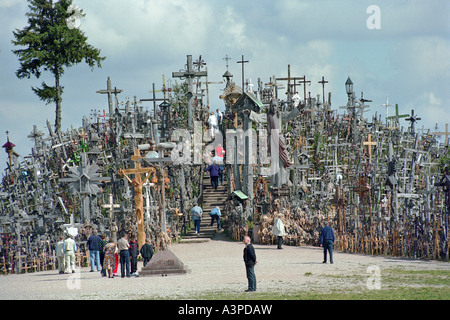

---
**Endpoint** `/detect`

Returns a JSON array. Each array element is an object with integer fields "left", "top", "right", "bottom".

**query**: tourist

[
  {"left": 216, "top": 108, "right": 223, "bottom": 126},
  {"left": 140, "top": 238, "right": 154, "bottom": 267},
  {"left": 214, "top": 144, "right": 225, "bottom": 185},
  {"left": 209, "top": 206, "right": 221, "bottom": 230},
  {"left": 129, "top": 235, "right": 139, "bottom": 276},
  {"left": 63, "top": 235, "right": 77, "bottom": 274},
  {"left": 87, "top": 229, "right": 102, "bottom": 272},
  {"left": 243, "top": 235, "right": 257, "bottom": 292},
  {"left": 205, "top": 161, "right": 220, "bottom": 190},
  {"left": 320, "top": 221, "right": 335, "bottom": 264},
  {"left": 56, "top": 236, "right": 65, "bottom": 274},
  {"left": 208, "top": 111, "right": 218, "bottom": 139},
  {"left": 99, "top": 234, "right": 108, "bottom": 277},
  {"left": 273, "top": 213, "right": 286, "bottom": 249},
  {"left": 191, "top": 203, "right": 203, "bottom": 236},
  {"left": 117, "top": 233, "right": 131, "bottom": 278},
  {"left": 103, "top": 239, "right": 117, "bottom": 279}
]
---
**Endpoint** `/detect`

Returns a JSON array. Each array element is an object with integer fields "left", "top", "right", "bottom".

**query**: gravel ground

[{"left": 0, "top": 231, "right": 448, "bottom": 300}]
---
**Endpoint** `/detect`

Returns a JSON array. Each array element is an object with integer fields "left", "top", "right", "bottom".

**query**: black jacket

[
  {"left": 243, "top": 244, "right": 256, "bottom": 266},
  {"left": 140, "top": 243, "right": 154, "bottom": 259}
]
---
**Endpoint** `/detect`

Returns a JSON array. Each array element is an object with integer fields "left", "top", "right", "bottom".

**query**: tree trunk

[{"left": 54, "top": 68, "right": 62, "bottom": 133}]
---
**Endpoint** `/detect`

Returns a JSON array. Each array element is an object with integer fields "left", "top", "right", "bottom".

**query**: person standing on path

[
  {"left": 56, "top": 236, "right": 65, "bottom": 274},
  {"left": 87, "top": 229, "right": 102, "bottom": 272},
  {"left": 129, "top": 235, "right": 139, "bottom": 276},
  {"left": 319, "top": 221, "right": 335, "bottom": 264},
  {"left": 243, "top": 236, "right": 257, "bottom": 292},
  {"left": 140, "top": 238, "right": 154, "bottom": 267},
  {"left": 103, "top": 239, "right": 117, "bottom": 279},
  {"left": 191, "top": 203, "right": 203, "bottom": 236},
  {"left": 63, "top": 235, "right": 77, "bottom": 274},
  {"left": 205, "top": 161, "right": 220, "bottom": 190},
  {"left": 117, "top": 233, "right": 131, "bottom": 278},
  {"left": 273, "top": 213, "right": 286, "bottom": 249}
]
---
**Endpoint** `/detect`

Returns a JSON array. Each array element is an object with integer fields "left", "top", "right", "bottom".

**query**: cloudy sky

[{"left": 0, "top": 0, "right": 449, "bottom": 171}]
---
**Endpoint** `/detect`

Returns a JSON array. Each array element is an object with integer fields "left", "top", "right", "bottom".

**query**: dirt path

[{"left": 0, "top": 231, "right": 448, "bottom": 300}]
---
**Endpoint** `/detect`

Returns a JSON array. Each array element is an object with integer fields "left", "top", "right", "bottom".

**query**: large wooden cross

[
  {"left": 363, "top": 134, "right": 377, "bottom": 162},
  {"left": 96, "top": 77, "right": 123, "bottom": 116},
  {"left": 118, "top": 148, "right": 156, "bottom": 248},
  {"left": 432, "top": 123, "right": 449, "bottom": 146}
]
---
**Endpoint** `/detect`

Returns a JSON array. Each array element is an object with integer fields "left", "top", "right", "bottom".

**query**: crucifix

[
  {"left": 172, "top": 55, "right": 208, "bottom": 129},
  {"left": 118, "top": 148, "right": 156, "bottom": 248},
  {"left": 363, "top": 134, "right": 377, "bottom": 162},
  {"left": 140, "top": 83, "right": 166, "bottom": 119},
  {"left": 96, "top": 77, "right": 123, "bottom": 116},
  {"left": 237, "top": 55, "right": 249, "bottom": 93},
  {"left": 432, "top": 123, "right": 449, "bottom": 146}
]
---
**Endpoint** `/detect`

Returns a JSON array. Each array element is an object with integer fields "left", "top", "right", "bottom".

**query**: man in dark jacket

[
  {"left": 129, "top": 235, "right": 139, "bottom": 276},
  {"left": 140, "top": 238, "right": 154, "bottom": 267},
  {"left": 87, "top": 229, "right": 102, "bottom": 272},
  {"left": 319, "top": 221, "right": 335, "bottom": 264},
  {"left": 204, "top": 161, "right": 220, "bottom": 190},
  {"left": 243, "top": 236, "right": 257, "bottom": 292}
]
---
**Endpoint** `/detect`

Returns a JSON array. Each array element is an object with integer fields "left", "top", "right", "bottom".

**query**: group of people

[
  {"left": 56, "top": 231, "right": 154, "bottom": 279},
  {"left": 191, "top": 204, "right": 222, "bottom": 236},
  {"left": 207, "top": 108, "right": 223, "bottom": 139}
]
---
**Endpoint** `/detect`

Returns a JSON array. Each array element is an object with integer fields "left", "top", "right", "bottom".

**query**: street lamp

[{"left": 345, "top": 77, "right": 353, "bottom": 95}]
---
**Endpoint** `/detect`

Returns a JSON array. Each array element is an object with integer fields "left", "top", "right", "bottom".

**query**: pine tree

[{"left": 11, "top": 0, "right": 105, "bottom": 133}]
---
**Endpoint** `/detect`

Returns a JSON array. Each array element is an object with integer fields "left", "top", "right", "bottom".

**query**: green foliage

[{"left": 11, "top": 0, "right": 105, "bottom": 132}]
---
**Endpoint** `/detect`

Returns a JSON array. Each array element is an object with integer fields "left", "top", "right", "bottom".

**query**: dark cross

[
  {"left": 193, "top": 55, "right": 206, "bottom": 71},
  {"left": 223, "top": 54, "right": 231, "bottom": 70},
  {"left": 405, "top": 109, "right": 421, "bottom": 134},
  {"left": 140, "top": 83, "right": 166, "bottom": 118},
  {"left": 318, "top": 76, "right": 329, "bottom": 105},
  {"left": 237, "top": 55, "right": 249, "bottom": 92},
  {"left": 172, "top": 55, "right": 208, "bottom": 129},
  {"left": 276, "top": 65, "right": 307, "bottom": 102},
  {"left": 295, "top": 76, "right": 311, "bottom": 102},
  {"left": 96, "top": 77, "right": 123, "bottom": 116},
  {"left": 432, "top": 123, "right": 450, "bottom": 146}
]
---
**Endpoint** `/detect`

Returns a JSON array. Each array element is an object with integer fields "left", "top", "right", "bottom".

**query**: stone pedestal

[{"left": 139, "top": 249, "right": 190, "bottom": 276}]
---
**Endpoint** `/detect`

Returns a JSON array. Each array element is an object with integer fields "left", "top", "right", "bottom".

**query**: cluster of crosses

[{"left": 1, "top": 54, "right": 450, "bottom": 274}]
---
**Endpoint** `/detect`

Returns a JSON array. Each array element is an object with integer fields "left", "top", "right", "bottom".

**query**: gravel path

[{"left": 0, "top": 231, "right": 448, "bottom": 300}]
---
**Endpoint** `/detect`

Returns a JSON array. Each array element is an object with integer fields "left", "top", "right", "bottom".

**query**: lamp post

[{"left": 345, "top": 77, "right": 354, "bottom": 103}]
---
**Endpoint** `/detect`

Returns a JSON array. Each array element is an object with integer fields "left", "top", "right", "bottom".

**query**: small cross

[
  {"left": 363, "top": 134, "right": 377, "bottom": 162},
  {"left": 223, "top": 54, "right": 231, "bottom": 70}
]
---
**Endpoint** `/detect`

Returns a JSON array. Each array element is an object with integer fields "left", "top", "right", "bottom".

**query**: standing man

[
  {"left": 129, "top": 235, "right": 139, "bottom": 276},
  {"left": 273, "top": 213, "right": 286, "bottom": 249},
  {"left": 63, "top": 235, "right": 77, "bottom": 274},
  {"left": 56, "top": 236, "right": 65, "bottom": 274},
  {"left": 140, "top": 238, "right": 154, "bottom": 267},
  {"left": 191, "top": 203, "right": 203, "bottom": 236},
  {"left": 87, "top": 229, "right": 102, "bottom": 272},
  {"left": 117, "top": 233, "right": 131, "bottom": 278},
  {"left": 243, "top": 236, "right": 257, "bottom": 292},
  {"left": 320, "top": 221, "right": 335, "bottom": 264},
  {"left": 216, "top": 108, "right": 223, "bottom": 132}
]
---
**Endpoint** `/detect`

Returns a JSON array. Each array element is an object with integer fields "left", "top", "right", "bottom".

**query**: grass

[{"left": 189, "top": 268, "right": 450, "bottom": 300}]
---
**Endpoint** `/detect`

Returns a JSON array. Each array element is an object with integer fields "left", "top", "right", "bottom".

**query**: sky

[{"left": 0, "top": 0, "right": 449, "bottom": 173}]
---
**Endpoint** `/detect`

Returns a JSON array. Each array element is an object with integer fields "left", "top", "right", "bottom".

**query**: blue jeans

[
  {"left": 89, "top": 250, "right": 101, "bottom": 271},
  {"left": 245, "top": 264, "right": 256, "bottom": 291},
  {"left": 210, "top": 215, "right": 221, "bottom": 229},
  {"left": 119, "top": 250, "right": 131, "bottom": 277},
  {"left": 323, "top": 240, "right": 334, "bottom": 263},
  {"left": 194, "top": 219, "right": 201, "bottom": 234}
]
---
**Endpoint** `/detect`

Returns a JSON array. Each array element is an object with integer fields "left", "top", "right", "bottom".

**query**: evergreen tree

[{"left": 11, "top": 0, "right": 105, "bottom": 133}]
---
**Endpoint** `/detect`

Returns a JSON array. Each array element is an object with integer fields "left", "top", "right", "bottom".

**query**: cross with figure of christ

[{"left": 118, "top": 148, "right": 156, "bottom": 248}]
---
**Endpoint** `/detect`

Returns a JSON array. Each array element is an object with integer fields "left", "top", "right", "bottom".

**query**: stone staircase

[{"left": 180, "top": 174, "right": 227, "bottom": 243}]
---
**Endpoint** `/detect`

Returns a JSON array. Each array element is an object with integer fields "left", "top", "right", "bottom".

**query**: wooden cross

[
  {"left": 118, "top": 148, "right": 156, "bottom": 248},
  {"left": 172, "top": 55, "right": 208, "bottom": 129},
  {"left": 96, "top": 77, "right": 123, "bottom": 115},
  {"left": 237, "top": 55, "right": 249, "bottom": 92},
  {"left": 363, "top": 134, "right": 377, "bottom": 162},
  {"left": 318, "top": 76, "right": 328, "bottom": 105},
  {"left": 432, "top": 123, "right": 449, "bottom": 146}
]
